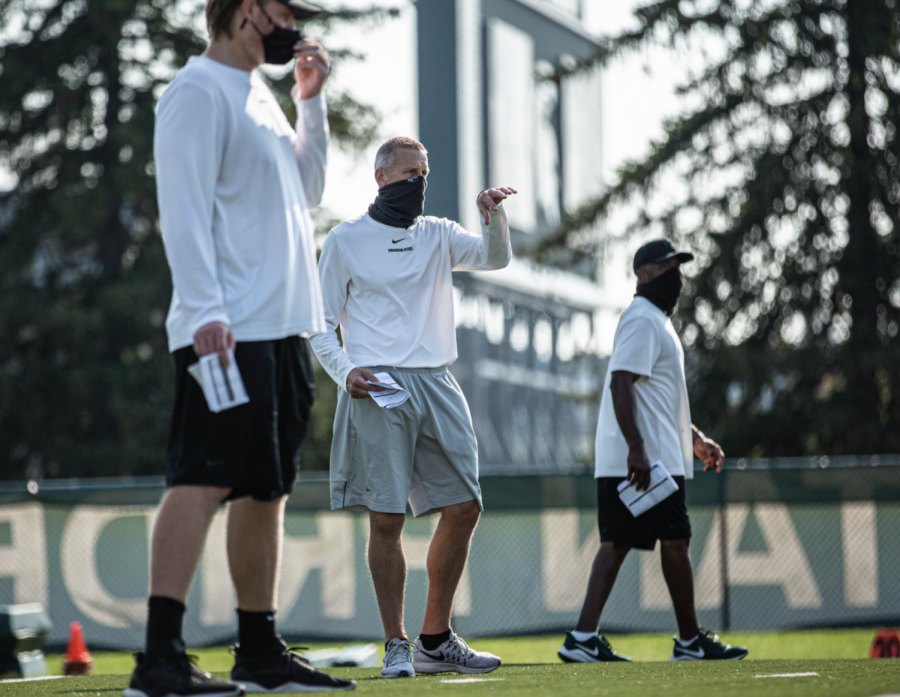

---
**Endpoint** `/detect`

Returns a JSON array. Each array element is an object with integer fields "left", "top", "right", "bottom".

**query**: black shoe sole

[
  {"left": 239, "top": 679, "right": 356, "bottom": 693},
  {"left": 124, "top": 688, "right": 244, "bottom": 697},
  {"left": 670, "top": 653, "right": 748, "bottom": 661}
]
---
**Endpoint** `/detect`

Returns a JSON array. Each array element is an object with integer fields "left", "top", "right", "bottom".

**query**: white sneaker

[
  {"left": 412, "top": 632, "right": 501, "bottom": 674},
  {"left": 381, "top": 638, "right": 415, "bottom": 679}
]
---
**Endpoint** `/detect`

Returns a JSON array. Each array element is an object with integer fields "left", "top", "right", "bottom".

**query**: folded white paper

[
  {"left": 617, "top": 462, "right": 679, "bottom": 517},
  {"left": 187, "top": 351, "right": 250, "bottom": 413},
  {"left": 367, "top": 372, "right": 410, "bottom": 409}
]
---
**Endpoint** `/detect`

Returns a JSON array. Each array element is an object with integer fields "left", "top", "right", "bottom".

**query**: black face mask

[
  {"left": 368, "top": 176, "right": 427, "bottom": 228},
  {"left": 246, "top": 2, "right": 301, "bottom": 65},
  {"left": 636, "top": 266, "right": 683, "bottom": 316}
]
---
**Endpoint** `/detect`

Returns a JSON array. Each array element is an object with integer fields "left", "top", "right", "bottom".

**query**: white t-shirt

[
  {"left": 309, "top": 207, "right": 511, "bottom": 390},
  {"left": 154, "top": 56, "right": 328, "bottom": 352},
  {"left": 594, "top": 296, "right": 694, "bottom": 479}
]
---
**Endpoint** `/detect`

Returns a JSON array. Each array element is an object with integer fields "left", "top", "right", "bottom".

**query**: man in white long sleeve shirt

[
  {"left": 127, "top": 1, "right": 355, "bottom": 695},
  {"left": 310, "top": 137, "right": 516, "bottom": 679}
]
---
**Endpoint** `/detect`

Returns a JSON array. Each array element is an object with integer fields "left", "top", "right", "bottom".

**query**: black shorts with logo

[
  {"left": 597, "top": 476, "right": 691, "bottom": 550},
  {"left": 166, "top": 337, "right": 315, "bottom": 501}
]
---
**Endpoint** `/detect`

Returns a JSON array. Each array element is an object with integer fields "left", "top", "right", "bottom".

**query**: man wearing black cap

[
  {"left": 126, "top": 0, "right": 355, "bottom": 695},
  {"left": 557, "top": 239, "right": 749, "bottom": 664}
]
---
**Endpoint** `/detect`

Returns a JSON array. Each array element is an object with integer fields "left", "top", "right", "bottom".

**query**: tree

[
  {"left": 547, "top": 0, "right": 900, "bottom": 457},
  {"left": 0, "top": 0, "right": 398, "bottom": 480}
]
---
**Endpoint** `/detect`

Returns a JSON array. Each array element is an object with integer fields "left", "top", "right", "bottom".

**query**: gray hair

[{"left": 374, "top": 136, "right": 428, "bottom": 172}]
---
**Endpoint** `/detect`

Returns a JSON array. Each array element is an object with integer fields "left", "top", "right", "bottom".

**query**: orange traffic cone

[{"left": 63, "top": 622, "right": 93, "bottom": 676}]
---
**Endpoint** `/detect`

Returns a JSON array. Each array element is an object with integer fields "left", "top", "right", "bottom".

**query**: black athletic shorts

[
  {"left": 597, "top": 476, "right": 691, "bottom": 550},
  {"left": 166, "top": 337, "right": 315, "bottom": 501}
]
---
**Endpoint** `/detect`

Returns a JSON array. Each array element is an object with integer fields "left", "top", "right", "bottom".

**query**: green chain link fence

[{"left": 0, "top": 456, "right": 898, "bottom": 650}]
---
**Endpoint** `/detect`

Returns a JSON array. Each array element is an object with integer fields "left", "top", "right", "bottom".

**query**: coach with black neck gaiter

[{"left": 367, "top": 175, "right": 427, "bottom": 228}]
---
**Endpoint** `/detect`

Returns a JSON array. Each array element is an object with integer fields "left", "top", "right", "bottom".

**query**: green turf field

[{"left": 2, "top": 630, "right": 898, "bottom": 696}]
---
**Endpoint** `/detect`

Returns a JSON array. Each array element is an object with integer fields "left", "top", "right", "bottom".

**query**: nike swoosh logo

[
  {"left": 574, "top": 642, "right": 600, "bottom": 658},
  {"left": 678, "top": 646, "right": 705, "bottom": 658},
  {"left": 392, "top": 237, "right": 407, "bottom": 243}
]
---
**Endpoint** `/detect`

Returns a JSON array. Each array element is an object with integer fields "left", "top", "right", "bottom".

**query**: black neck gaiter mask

[
  {"left": 246, "top": 3, "right": 301, "bottom": 66},
  {"left": 256, "top": 24, "right": 301, "bottom": 65},
  {"left": 635, "top": 266, "right": 683, "bottom": 316},
  {"left": 368, "top": 176, "right": 427, "bottom": 228}
]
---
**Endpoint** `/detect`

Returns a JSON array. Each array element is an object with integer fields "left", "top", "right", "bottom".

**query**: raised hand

[
  {"left": 477, "top": 187, "right": 518, "bottom": 225},
  {"left": 293, "top": 38, "right": 331, "bottom": 99}
]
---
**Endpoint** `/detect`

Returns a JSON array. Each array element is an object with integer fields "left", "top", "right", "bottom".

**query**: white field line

[
  {"left": 441, "top": 677, "right": 505, "bottom": 683},
  {"left": 0, "top": 676, "right": 66, "bottom": 684},
  {"left": 754, "top": 672, "right": 819, "bottom": 678}
]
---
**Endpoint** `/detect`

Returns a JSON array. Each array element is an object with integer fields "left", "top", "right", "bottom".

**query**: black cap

[
  {"left": 633, "top": 238, "right": 694, "bottom": 272},
  {"left": 272, "top": 0, "right": 322, "bottom": 20}
]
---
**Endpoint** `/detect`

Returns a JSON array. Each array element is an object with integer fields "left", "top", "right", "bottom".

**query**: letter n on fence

[{"left": 541, "top": 510, "right": 598, "bottom": 612}]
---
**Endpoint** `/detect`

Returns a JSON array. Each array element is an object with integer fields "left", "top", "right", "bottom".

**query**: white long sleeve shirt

[
  {"left": 309, "top": 207, "right": 512, "bottom": 390},
  {"left": 154, "top": 56, "right": 328, "bottom": 352}
]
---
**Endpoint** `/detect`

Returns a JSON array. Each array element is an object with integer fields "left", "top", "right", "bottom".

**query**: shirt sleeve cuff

[
  {"left": 338, "top": 364, "right": 355, "bottom": 394},
  {"left": 292, "top": 87, "right": 326, "bottom": 109},
  {"left": 189, "top": 310, "right": 231, "bottom": 339}
]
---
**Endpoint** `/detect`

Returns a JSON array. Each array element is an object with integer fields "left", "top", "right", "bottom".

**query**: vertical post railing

[{"left": 718, "top": 467, "right": 730, "bottom": 631}]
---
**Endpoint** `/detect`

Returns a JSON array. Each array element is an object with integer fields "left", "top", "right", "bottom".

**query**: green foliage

[
  {"left": 0, "top": 0, "right": 397, "bottom": 479},
  {"left": 546, "top": 0, "right": 900, "bottom": 457}
]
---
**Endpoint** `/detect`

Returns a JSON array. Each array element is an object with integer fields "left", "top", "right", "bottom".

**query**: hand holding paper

[
  {"left": 187, "top": 351, "right": 249, "bottom": 413},
  {"left": 617, "top": 462, "right": 679, "bottom": 517},
  {"left": 366, "top": 372, "right": 410, "bottom": 409}
]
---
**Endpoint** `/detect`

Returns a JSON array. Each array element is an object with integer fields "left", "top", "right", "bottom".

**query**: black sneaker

[
  {"left": 231, "top": 642, "right": 356, "bottom": 692},
  {"left": 558, "top": 632, "right": 632, "bottom": 662},
  {"left": 670, "top": 628, "right": 749, "bottom": 661},
  {"left": 123, "top": 641, "right": 244, "bottom": 697}
]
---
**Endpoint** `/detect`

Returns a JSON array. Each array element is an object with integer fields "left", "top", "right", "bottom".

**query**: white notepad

[
  {"left": 366, "top": 372, "right": 410, "bottom": 409},
  {"left": 186, "top": 351, "right": 250, "bottom": 413},
  {"left": 617, "top": 462, "right": 679, "bottom": 517}
]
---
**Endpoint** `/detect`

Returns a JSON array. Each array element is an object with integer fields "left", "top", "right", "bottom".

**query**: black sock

[
  {"left": 237, "top": 609, "right": 280, "bottom": 656},
  {"left": 145, "top": 596, "right": 186, "bottom": 661},
  {"left": 419, "top": 630, "right": 452, "bottom": 651}
]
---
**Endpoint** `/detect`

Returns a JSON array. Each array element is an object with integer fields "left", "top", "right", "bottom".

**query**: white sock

[
  {"left": 571, "top": 630, "right": 598, "bottom": 642},
  {"left": 676, "top": 635, "right": 699, "bottom": 646}
]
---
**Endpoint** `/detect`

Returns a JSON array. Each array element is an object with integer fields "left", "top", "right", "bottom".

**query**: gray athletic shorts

[{"left": 329, "top": 366, "right": 483, "bottom": 517}]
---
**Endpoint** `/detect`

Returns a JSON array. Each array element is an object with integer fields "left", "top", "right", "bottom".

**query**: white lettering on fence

[
  {"left": 60, "top": 507, "right": 156, "bottom": 628},
  {"left": 0, "top": 504, "right": 48, "bottom": 607},
  {"left": 690, "top": 504, "right": 822, "bottom": 609},
  {"left": 841, "top": 502, "right": 878, "bottom": 607},
  {"left": 201, "top": 510, "right": 234, "bottom": 625},
  {"left": 202, "top": 512, "right": 357, "bottom": 623},
  {"left": 540, "top": 510, "right": 598, "bottom": 612},
  {"left": 640, "top": 551, "right": 671, "bottom": 610},
  {"left": 278, "top": 513, "right": 356, "bottom": 620}
]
